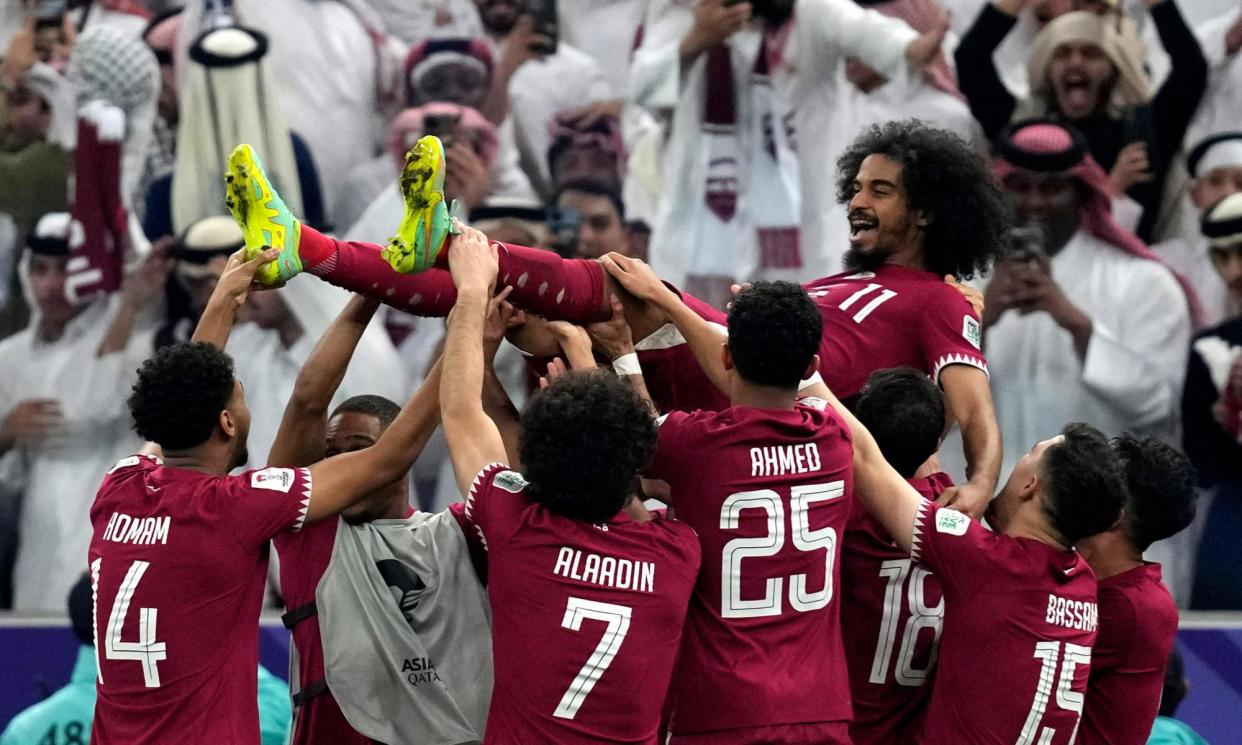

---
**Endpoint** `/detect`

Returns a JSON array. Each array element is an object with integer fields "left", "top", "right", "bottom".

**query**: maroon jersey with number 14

[
  {"left": 88, "top": 455, "right": 312, "bottom": 745},
  {"left": 913, "top": 500, "right": 1099, "bottom": 745},
  {"left": 804, "top": 264, "right": 987, "bottom": 399},
  {"left": 645, "top": 399, "right": 855, "bottom": 736},
  {"left": 458, "top": 463, "right": 701, "bottom": 744},
  {"left": 841, "top": 473, "right": 952, "bottom": 745}
]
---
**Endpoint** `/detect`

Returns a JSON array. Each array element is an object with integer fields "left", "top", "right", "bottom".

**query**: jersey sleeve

[
  {"left": 225, "top": 466, "right": 314, "bottom": 547},
  {"left": 921, "top": 290, "right": 989, "bottom": 385},
  {"left": 644, "top": 410, "right": 694, "bottom": 483},
  {"left": 459, "top": 462, "right": 530, "bottom": 551},
  {"left": 910, "top": 499, "right": 1000, "bottom": 593}
]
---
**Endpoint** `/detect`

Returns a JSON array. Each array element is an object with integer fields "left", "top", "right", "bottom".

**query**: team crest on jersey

[
  {"left": 935, "top": 509, "right": 970, "bottom": 536},
  {"left": 492, "top": 470, "right": 528, "bottom": 494},
  {"left": 962, "top": 315, "right": 982, "bottom": 350},
  {"left": 251, "top": 467, "right": 295, "bottom": 493}
]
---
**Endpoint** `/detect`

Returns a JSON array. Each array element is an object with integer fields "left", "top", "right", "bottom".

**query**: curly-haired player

[
  {"left": 438, "top": 226, "right": 700, "bottom": 744},
  {"left": 87, "top": 251, "right": 444, "bottom": 745},
  {"left": 1077, "top": 435, "right": 1198, "bottom": 745}
]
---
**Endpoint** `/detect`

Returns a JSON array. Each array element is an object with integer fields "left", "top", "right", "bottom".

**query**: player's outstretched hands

[
  {"left": 600, "top": 253, "right": 678, "bottom": 309},
  {"left": 539, "top": 357, "right": 570, "bottom": 389},
  {"left": 587, "top": 294, "right": 636, "bottom": 362},
  {"left": 447, "top": 224, "right": 498, "bottom": 292},
  {"left": 936, "top": 482, "right": 991, "bottom": 520},
  {"left": 483, "top": 286, "right": 519, "bottom": 364},
  {"left": 211, "top": 247, "right": 280, "bottom": 310}
]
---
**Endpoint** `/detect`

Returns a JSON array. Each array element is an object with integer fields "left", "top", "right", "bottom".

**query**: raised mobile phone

[{"left": 526, "top": 0, "right": 558, "bottom": 55}]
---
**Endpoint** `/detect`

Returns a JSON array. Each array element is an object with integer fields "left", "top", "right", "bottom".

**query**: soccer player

[
  {"left": 438, "top": 226, "right": 701, "bottom": 743},
  {"left": 843, "top": 368, "right": 953, "bottom": 745},
  {"left": 837, "top": 411, "right": 1125, "bottom": 745},
  {"left": 642, "top": 281, "right": 855, "bottom": 743},
  {"left": 1076, "top": 435, "right": 1198, "bottom": 745},
  {"left": 221, "top": 124, "right": 1003, "bottom": 514},
  {"left": 87, "top": 249, "right": 444, "bottom": 744}
]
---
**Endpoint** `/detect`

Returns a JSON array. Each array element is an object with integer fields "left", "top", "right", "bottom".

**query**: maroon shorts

[{"left": 668, "top": 722, "right": 851, "bottom": 745}]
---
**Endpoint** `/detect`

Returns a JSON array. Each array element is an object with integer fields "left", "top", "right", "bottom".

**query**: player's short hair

[
  {"left": 727, "top": 281, "right": 822, "bottom": 389},
  {"left": 835, "top": 119, "right": 1010, "bottom": 280},
  {"left": 129, "top": 342, "right": 236, "bottom": 450},
  {"left": 68, "top": 573, "right": 94, "bottom": 646},
  {"left": 1112, "top": 434, "right": 1197, "bottom": 551},
  {"left": 855, "top": 368, "right": 945, "bottom": 478},
  {"left": 1040, "top": 423, "right": 1125, "bottom": 544},
  {"left": 519, "top": 370, "right": 656, "bottom": 523},
  {"left": 331, "top": 395, "right": 401, "bottom": 432}
]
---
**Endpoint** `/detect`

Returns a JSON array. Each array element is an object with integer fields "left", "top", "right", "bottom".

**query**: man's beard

[{"left": 843, "top": 245, "right": 889, "bottom": 273}]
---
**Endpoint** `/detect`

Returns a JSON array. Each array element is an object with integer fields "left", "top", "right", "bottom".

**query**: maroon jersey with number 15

[
  {"left": 88, "top": 455, "right": 312, "bottom": 745},
  {"left": 913, "top": 501, "right": 1099, "bottom": 745},
  {"left": 458, "top": 463, "right": 700, "bottom": 745},
  {"left": 645, "top": 399, "right": 855, "bottom": 736}
]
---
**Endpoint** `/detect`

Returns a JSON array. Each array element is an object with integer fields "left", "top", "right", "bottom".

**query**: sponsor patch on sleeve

[
  {"left": 251, "top": 467, "right": 296, "bottom": 493},
  {"left": 963, "top": 315, "right": 982, "bottom": 350},
  {"left": 935, "top": 508, "right": 971, "bottom": 536},
  {"left": 492, "top": 470, "right": 529, "bottom": 494}
]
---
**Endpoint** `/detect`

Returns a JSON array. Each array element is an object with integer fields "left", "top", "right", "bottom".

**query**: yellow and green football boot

[
  {"left": 223, "top": 144, "right": 303, "bottom": 286},
  {"left": 381, "top": 135, "right": 460, "bottom": 274}
]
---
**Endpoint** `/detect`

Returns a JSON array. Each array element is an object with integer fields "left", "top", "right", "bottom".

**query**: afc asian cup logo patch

[
  {"left": 251, "top": 467, "right": 295, "bottom": 493},
  {"left": 935, "top": 509, "right": 970, "bottom": 536},
  {"left": 492, "top": 470, "right": 529, "bottom": 494},
  {"left": 963, "top": 315, "right": 982, "bottom": 350}
]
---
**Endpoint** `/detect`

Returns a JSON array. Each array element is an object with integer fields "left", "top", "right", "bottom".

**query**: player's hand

[
  {"left": 539, "top": 356, "right": 570, "bottom": 388},
  {"left": 1108, "top": 142, "right": 1153, "bottom": 196},
  {"left": 936, "top": 482, "right": 991, "bottom": 520},
  {"left": 546, "top": 320, "right": 596, "bottom": 370},
  {"left": 0, "top": 398, "right": 63, "bottom": 448},
  {"left": 600, "top": 252, "right": 678, "bottom": 309},
  {"left": 586, "top": 294, "right": 635, "bottom": 361},
  {"left": 483, "top": 286, "right": 518, "bottom": 365},
  {"left": 944, "top": 275, "right": 985, "bottom": 319},
  {"left": 212, "top": 247, "right": 280, "bottom": 308},
  {"left": 447, "top": 224, "right": 498, "bottom": 293}
]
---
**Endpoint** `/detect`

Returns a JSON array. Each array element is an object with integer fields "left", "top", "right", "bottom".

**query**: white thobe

[
  {"left": 806, "top": 69, "right": 980, "bottom": 277},
  {"left": 505, "top": 42, "right": 612, "bottom": 198},
  {"left": 0, "top": 298, "right": 150, "bottom": 610},
  {"left": 629, "top": 0, "right": 916, "bottom": 288},
  {"left": 986, "top": 231, "right": 1191, "bottom": 479},
  {"left": 1187, "top": 7, "right": 1242, "bottom": 146},
  {"left": 557, "top": 0, "right": 647, "bottom": 97},
  {"left": 367, "top": 0, "right": 483, "bottom": 44},
  {"left": 1154, "top": 233, "right": 1231, "bottom": 328}
]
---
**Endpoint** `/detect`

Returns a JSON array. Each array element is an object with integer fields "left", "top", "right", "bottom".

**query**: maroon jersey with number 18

[
  {"left": 88, "top": 455, "right": 312, "bottom": 745},
  {"left": 913, "top": 501, "right": 1099, "bottom": 745},
  {"left": 458, "top": 463, "right": 701, "bottom": 744},
  {"left": 804, "top": 264, "right": 987, "bottom": 399},
  {"left": 841, "top": 473, "right": 952, "bottom": 745},
  {"left": 644, "top": 399, "right": 855, "bottom": 736},
  {"left": 1078, "top": 563, "right": 1179, "bottom": 745}
]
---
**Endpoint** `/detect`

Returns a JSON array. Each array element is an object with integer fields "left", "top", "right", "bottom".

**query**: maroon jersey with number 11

[
  {"left": 88, "top": 455, "right": 312, "bottom": 745},
  {"left": 645, "top": 399, "right": 855, "bottom": 736},
  {"left": 458, "top": 463, "right": 700, "bottom": 744}
]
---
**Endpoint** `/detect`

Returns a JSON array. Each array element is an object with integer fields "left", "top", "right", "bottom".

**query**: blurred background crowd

[{"left": 0, "top": 0, "right": 1241, "bottom": 622}]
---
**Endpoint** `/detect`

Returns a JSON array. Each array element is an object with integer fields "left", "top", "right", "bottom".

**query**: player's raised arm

[
  {"left": 268, "top": 295, "right": 382, "bottom": 468},
  {"left": 302, "top": 360, "right": 443, "bottom": 522},
  {"left": 190, "top": 247, "right": 279, "bottom": 349},
  {"left": 601, "top": 253, "right": 731, "bottom": 395},
  {"left": 481, "top": 289, "right": 524, "bottom": 468},
  {"left": 441, "top": 227, "right": 510, "bottom": 497}
]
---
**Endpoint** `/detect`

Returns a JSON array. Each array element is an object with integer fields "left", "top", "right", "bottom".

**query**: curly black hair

[
  {"left": 728, "top": 281, "right": 822, "bottom": 389},
  {"left": 1112, "top": 434, "right": 1198, "bottom": 551},
  {"left": 856, "top": 368, "right": 945, "bottom": 478},
  {"left": 519, "top": 370, "right": 657, "bottom": 523},
  {"left": 1041, "top": 423, "right": 1126, "bottom": 544},
  {"left": 835, "top": 119, "right": 1011, "bottom": 280},
  {"left": 129, "top": 342, "right": 236, "bottom": 450}
]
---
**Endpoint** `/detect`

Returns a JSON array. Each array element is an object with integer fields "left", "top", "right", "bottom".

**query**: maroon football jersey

[
  {"left": 88, "top": 455, "right": 312, "bottom": 745},
  {"left": 913, "top": 500, "right": 1098, "bottom": 745},
  {"left": 841, "top": 473, "right": 953, "bottom": 745},
  {"left": 803, "top": 264, "right": 987, "bottom": 399},
  {"left": 1078, "top": 563, "right": 1178, "bottom": 745},
  {"left": 459, "top": 463, "right": 701, "bottom": 744},
  {"left": 645, "top": 399, "right": 855, "bottom": 735}
]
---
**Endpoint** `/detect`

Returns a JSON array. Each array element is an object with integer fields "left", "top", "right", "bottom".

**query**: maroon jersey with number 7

[
  {"left": 644, "top": 399, "right": 855, "bottom": 735},
  {"left": 457, "top": 463, "right": 700, "bottom": 744},
  {"left": 88, "top": 455, "right": 312, "bottom": 745}
]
